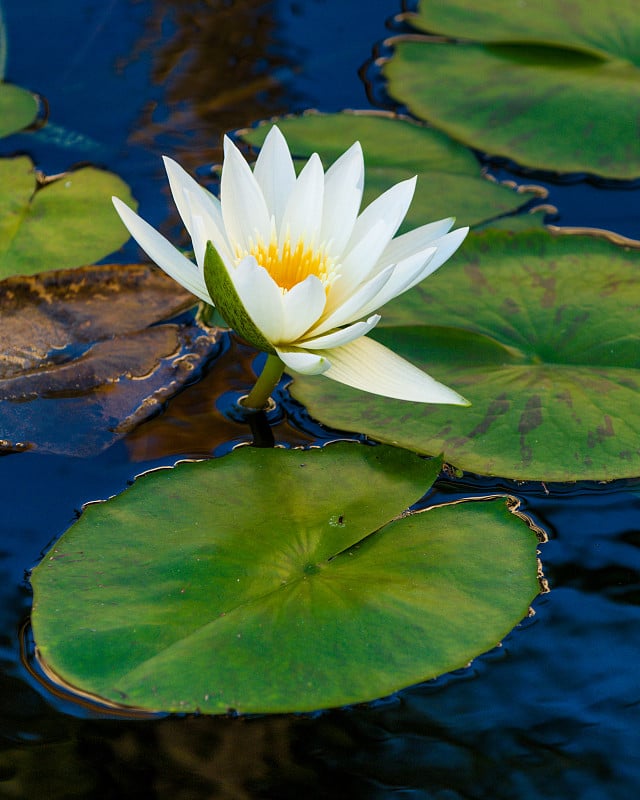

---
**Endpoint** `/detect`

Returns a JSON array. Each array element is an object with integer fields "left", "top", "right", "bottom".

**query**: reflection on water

[
  {"left": 126, "top": 0, "right": 296, "bottom": 172},
  {"left": 125, "top": 333, "right": 320, "bottom": 461}
]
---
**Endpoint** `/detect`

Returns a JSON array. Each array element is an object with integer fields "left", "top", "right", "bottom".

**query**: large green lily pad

[
  {"left": 241, "top": 113, "right": 544, "bottom": 230},
  {"left": 385, "top": 11, "right": 640, "bottom": 179},
  {"left": 0, "top": 156, "right": 136, "bottom": 278},
  {"left": 291, "top": 230, "right": 640, "bottom": 482},
  {"left": 0, "top": 83, "right": 37, "bottom": 139},
  {"left": 406, "top": 0, "right": 640, "bottom": 63},
  {"left": 31, "top": 444, "right": 540, "bottom": 714}
]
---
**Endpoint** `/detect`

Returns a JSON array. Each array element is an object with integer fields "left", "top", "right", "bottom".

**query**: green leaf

[
  {"left": 31, "top": 444, "right": 540, "bottom": 714},
  {"left": 290, "top": 230, "right": 640, "bottom": 482},
  {"left": 384, "top": 35, "right": 640, "bottom": 179},
  {"left": 241, "top": 112, "right": 543, "bottom": 230},
  {"left": 0, "top": 156, "right": 137, "bottom": 278},
  {"left": 0, "top": 83, "right": 37, "bottom": 139},
  {"left": 478, "top": 207, "right": 549, "bottom": 234},
  {"left": 204, "top": 241, "right": 273, "bottom": 353},
  {"left": 407, "top": 0, "right": 640, "bottom": 64},
  {"left": 0, "top": 7, "right": 7, "bottom": 79}
]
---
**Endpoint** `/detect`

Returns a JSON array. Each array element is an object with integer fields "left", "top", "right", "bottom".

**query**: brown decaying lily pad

[{"left": 0, "top": 263, "right": 222, "bottom": 456}]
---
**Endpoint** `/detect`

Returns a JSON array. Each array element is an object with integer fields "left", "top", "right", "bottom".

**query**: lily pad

[
  {"left": 384, "top": 33, "right": 640, "bottom": 178},
  {"left": 0, "top": 83, "right": 37, "bottom": 139},
  {"left": 0, "top": 7, "right": 5, "bottom": 78},
  {"left": 0, "top": 263, "right": 219, "bottom": 455},
  {"left": 477, "top": 206, "right": 550, "bottom": 233},
  {"left": 0, "top": 156, "right": 136, "bottom": 278},
  {"left": 406, "top": 0, "right": 640, "bottom": 63},
  {"left": 31, "top": 444, "right": 540, "bottom": 714},
  {"left": 241, "top": 112, "right": 544, "bottom": 230},
  {"left": 290, "top": 230, "right": 640, "bottom": 482}
]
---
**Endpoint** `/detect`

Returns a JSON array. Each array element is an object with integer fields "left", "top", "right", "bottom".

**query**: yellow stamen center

[{"left": 241, "top": 235, "right": 334, "bottom": 292}]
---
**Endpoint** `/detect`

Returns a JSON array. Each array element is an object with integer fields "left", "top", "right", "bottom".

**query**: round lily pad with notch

[
  {"left": 384, "top": 23, "right": 640, "bottom": 179},
  {"left": 240, "top": 112, "right": 544, "bottom": 230},
  {"left": 290, "top": 230, "right": 640, "bottom": 482},
  {"left": 31, "top": 443, "right": 540, "bottom": 714},
  {"left": 0, "top": 156, "right": 136, "bottom": 278}
]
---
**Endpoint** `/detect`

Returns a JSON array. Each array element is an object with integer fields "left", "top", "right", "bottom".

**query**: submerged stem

[{"left": 242, "top": 353, "right": 285, "bottom": 411}]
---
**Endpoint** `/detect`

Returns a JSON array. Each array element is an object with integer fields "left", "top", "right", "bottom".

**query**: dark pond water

[{"left": 2, "top": 1, "right": 640, "bottom": 798}]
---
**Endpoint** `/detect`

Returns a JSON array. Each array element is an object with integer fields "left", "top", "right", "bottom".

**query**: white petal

[
  {"left": 344, "top": 176, "right": 416, "bottom": 259},
  {"left": 354, "top": 229, "right": 470, "bottom": 319},
  {"left": 379, "top": 217, "right": 455, "bottom": 266},
  {"left": 279, "top": 275, "right": 327, "bottom": 343},
  {"left": 279, "top": 152, "right": 324, "bottom": 247},
  {"left": 414, "top": 227, "right": 469, "bottom": 276},
  {"left": 352, "top": 247, "right": 437, "bottom": 320},
  {"left": 311, "top": 264, "right": 394, "bottom": 337},
  {"left": 275, "top": 347, "right": 330, "bottom": 375},
  {"left": 221, "top": 136, "right": 271, "bottom": 250},
  {"left": 186, "top": 202, "right": 232, "bottom": 278},
  {"left": 321, "top": 337, "right": 468, "bottom": 404},
  {"left": 162, "top": 159, "right": 234, "bottom": 267},
  {"left": 230, "top": 256, "right": 284, "bottom": 342},
  {"left": 112, "top": 197, "right": 211, "bottom": 304},
  {"left": 163, "top": 156, "right": 225, "bottom": 239},
  {"left": 162, "top": 156, "right": 196, "bottom": 234},
  {"left": 187, "top": 209, "right": 208, "bottom": 272},
  {"left": 298, "top": 314, "right": 380, "bottom": 350},
  {"left": 324, "top": 218, "right": 400, "bottom": 313},
  {"left": 253, "top": 126, "right": 296, "bottom": 230},
  {"left": 320, "top": 142, "right": 364, "bottom": 256}
]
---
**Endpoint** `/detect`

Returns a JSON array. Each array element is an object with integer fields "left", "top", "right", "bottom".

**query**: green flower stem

[{"left": 242, "top": 354, "right": 285, "bottom": 411}]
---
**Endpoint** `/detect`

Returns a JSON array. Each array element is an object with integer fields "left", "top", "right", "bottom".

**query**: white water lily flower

[{"left": 112, "top": 126, "right": 469, "bottom": 407}]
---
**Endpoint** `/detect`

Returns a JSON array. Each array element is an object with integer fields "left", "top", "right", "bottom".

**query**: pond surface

[{"left": 1, "top": 1, "right": 640, "bottom": 798}]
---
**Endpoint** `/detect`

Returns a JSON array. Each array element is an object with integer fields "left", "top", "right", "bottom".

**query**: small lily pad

[
  {"left": 241, "top": 112, "right": 543, "bottom": 230},
  {"left": 0, "top": 263, "right": 218, "bottom": 455},
  {"left": 0, "top": 156, "right": 136, "bottom": 278},
  {"left": 291, "top": 230, "right": 640, "bottom": 481},
  {"left": 0, "top": 8, "right": 6, "bottom": 78},
  {"left": 384, "top": 29, "right": 640, "bottom": 179},
  {"left": 0, "top": 83, "right": 38, "bottom": 139},
  {"left": 31, "top": 444, "right": 540, "bottom": 714}
]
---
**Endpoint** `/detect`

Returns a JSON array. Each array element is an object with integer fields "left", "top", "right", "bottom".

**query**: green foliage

[
  {"left": 0, "top": 156, "right": 137, "bottom": 278},
  {"left": 408, "top": 0, "right": 640, "bottom": 63},
  {"left": 386, "top": 0, "right": 640, "bottom": 178},
  {"left": 31, "top": 444, "right": 540, "bottom": 713},
  {"left": 0, "top": 83, "right": 37, "bottom": 139},
  {"left": 204, "top": 241, "right": 273, "bottom": 353},
  {"left": 291, "top": 231, "right": 640, "bottom": 481},
  {"left": 0, "top": 6, "right": 7, "bottom": 79},
  {"left": 0, "top": 12, "right": 38, "bottom": 138}
]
